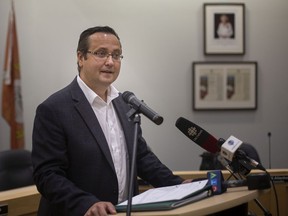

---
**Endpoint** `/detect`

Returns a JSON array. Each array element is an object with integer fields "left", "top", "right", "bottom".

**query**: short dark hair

[{"left": 76, "top": 26, "right": 121, "bottom": 72}]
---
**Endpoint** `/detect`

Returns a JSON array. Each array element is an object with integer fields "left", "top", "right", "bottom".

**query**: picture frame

[
  {"left": 204, "top": 3, "right": 245, "bottom": 55},
  {"left": 193, "top": 62, "right": 257, "bottom": 110}
]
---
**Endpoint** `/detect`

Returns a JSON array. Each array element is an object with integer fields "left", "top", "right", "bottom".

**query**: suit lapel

[{"left": 69, "top": 78, "right": 115, "bottom": 172}]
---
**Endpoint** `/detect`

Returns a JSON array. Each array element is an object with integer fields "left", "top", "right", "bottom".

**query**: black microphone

[
  {"left": 175, "top": 117, "right": 265, "bottom": 171},
  {"left": 175, "top": 117, "right": 220, "bottom": 153},
  {"left": 122, "top": 91, "right": 164, "bottom": 125},
  {"left": 235, "top": 150, "right": 266, "bottom": 171}
]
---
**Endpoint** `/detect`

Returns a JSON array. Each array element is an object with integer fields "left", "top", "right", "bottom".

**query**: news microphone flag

[
  {"left": 2, "top": 2, "right": 25, "bottom": 149},
  {"left": 207, "top": 170, "right": 227, "bottom": 195},
  {"left": 221, "top": 135, "right": 243, "bottom": 161}
]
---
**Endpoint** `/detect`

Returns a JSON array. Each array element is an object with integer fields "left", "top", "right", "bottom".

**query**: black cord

[{"left": 266, "top": 170, "right": 279, "bottom": 216}]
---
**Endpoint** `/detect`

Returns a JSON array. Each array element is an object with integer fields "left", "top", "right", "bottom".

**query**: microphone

[
  {"left": 235, "top": 150, "right": 266, "bottom": 171},
  {"left": 122, "top": 91, "right": 164, "bottom": 125},
  {"left": 175, "top": 117, "right": 265, "bottom": 171},
  {"left": 175, "top": 117, "right": 220, "bottom": 153},
  {"left": 220, "top": 136, "right": 265, "bottom": 173}
]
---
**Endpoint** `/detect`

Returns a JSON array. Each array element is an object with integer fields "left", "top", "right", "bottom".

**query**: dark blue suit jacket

[{"left": 32, "top": 77, "right": 183, "bottom": 216}]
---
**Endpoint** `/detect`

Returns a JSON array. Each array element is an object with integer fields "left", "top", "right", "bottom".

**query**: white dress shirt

[{"left": 77, "top": 76, "right": 129, "bottom": 203}]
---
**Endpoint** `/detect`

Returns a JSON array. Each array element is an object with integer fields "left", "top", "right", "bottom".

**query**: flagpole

[{"left": 2, "top": 0, "right": 25, "bottom": 149}]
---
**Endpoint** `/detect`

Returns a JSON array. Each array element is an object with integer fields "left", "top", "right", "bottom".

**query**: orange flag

[{"left": 2, "top": 3, "right": 25, "bottom": 149}]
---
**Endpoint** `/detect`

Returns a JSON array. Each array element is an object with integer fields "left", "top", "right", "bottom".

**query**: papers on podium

[{"left": 116, "top": 179, "right": 213, "bottom": 212}]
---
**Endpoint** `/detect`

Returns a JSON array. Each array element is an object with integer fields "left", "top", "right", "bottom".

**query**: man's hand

[{"left": 84, "top": 201, "right": 117, "bottom": 216}]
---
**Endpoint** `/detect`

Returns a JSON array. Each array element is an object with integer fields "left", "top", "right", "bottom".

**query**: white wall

[{"left": 0, "top": 0, "right": 287, "bottom": 171}]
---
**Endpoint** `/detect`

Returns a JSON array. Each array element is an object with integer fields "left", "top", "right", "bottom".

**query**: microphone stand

[
  {"left": 253, "top": 199, "right": 272, "bottom": 216},
  {"left": 125, "top": 108, "right": 141, "bottom": 216}
]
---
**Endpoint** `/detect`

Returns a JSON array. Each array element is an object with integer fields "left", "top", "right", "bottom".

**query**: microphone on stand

[
  {"left": 122, "top": 91, "right": 164, "bottom": 216},
  {"left": 175, "top": 117, "right": 273, "bottom": 216},
  {"left": 268, "top": 132, "right": 272, "bottom": 169},
  {"left": 175, "top": 117, "right": 265, "bottom": 172},
  {"left": 122, "top": 91, "right": 163, "bottom": 125}
]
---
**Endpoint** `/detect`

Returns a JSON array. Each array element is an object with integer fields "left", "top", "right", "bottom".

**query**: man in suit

[{"left": 32, "top": 26, "right": 185, "bottom": 216}]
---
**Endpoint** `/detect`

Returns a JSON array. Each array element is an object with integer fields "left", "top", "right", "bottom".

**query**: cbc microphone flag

[{"left": 2, "top": 2, "right": 25, "bottom": 149}]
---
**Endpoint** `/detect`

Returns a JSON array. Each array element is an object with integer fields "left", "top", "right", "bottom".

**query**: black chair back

[{"left": 0, "top": 149, "right": 34, "bottom": 191}]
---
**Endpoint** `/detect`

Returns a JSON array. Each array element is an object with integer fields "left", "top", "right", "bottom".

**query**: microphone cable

[{"left": 265, "top": 170, "right": 279, "bottom": 216}]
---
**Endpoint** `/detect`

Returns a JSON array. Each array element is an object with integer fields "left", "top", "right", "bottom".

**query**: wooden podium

[
  {"left": 0, "top": 169, "right": 287, "bottom": 216},
  {"left": 0, "top": 185, "right": 40, "bottom": 216},
  {"left": 171, "top": 169, "right": 288, "bottom": 216},
  {"left": 116, "top": 187, "right": 266, "bottom": 216}
]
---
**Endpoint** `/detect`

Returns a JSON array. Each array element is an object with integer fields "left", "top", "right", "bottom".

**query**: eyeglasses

[{"left": 87, "top": 50, "right": 123, "bottom": 62}]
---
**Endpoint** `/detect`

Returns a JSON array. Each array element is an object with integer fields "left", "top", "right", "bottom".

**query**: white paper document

[{"left": 118, "top": 179, "right": 208, "bottom": 206}]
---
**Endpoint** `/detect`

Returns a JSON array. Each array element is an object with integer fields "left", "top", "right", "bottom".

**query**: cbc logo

[{"left": 188, "top": 127, "right": 197, "bottom": 137}]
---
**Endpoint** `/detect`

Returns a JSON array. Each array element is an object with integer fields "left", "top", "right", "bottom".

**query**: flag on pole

[{"left": 2, "top": 2, "right": 25, "bottom": 149}]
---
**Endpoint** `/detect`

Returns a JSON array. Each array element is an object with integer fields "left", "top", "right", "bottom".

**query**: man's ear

[{"left": 77, "top": 51, "right": 85, "bottom": 68}]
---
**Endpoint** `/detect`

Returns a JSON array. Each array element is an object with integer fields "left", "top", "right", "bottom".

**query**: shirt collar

[{"left": 77, "top": 75, "right": 119, "bottom": 105}]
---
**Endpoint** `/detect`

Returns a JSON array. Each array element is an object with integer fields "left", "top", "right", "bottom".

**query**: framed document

[{"left": 193, "top": 62, "right": 257, "bottom": 110}]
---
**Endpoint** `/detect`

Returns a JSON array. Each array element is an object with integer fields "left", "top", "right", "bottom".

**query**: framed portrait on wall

[
  {"left": 192, "top": 62, "right": 257, "bottom": 110},
  {"left": 204, "top": 3, "right": 245, "bottom": 55}
]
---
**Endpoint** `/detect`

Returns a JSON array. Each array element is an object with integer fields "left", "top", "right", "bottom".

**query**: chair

[
  {"left": 199, "top": 151, "right": 225, "bottom": 170},
  {"left": 0, "top": 149, "right": 34, "bottom": 191},
  {"left": 238, "top": 143, "right": 261, "bottom": 163}
]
